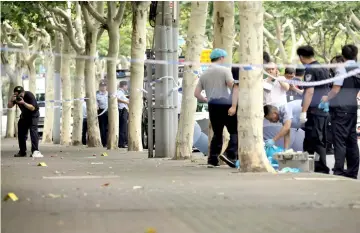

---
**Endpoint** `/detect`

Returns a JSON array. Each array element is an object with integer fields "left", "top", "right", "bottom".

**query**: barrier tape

[
  {"left": 263, "top": 68, "right": 360, "bottom": 87},
  {"left": 1, "top": 46, "right": 360, "bottom": 69}
]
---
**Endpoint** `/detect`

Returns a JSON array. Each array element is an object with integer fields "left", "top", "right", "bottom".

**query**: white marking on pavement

[{"left": 43, "top": 175, "right": 120, "bottom": 180}]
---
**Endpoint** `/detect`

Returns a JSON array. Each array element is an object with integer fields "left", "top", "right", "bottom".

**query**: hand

[
  {"left": 265, "top": 139, "right": 275, "bottom": 148},
  {"left": 300, "top": 112, "right": 307, "bottom": 124},
  {"left": 321, "top": 95, "right": 329, "bottom": 103},
  {"left": 228, "top": 106, "right": 236, "bottom": 116},
  {"left": 11, "top": 95, "right": 17, "bottom": 102},
  {"left": 16, "top": 97, "right": 25, "bottom": 105}
]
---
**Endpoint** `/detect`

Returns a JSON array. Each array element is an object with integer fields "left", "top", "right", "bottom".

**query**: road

[{"left": 1, "top": 138, "right": 360, "bottom": 233}]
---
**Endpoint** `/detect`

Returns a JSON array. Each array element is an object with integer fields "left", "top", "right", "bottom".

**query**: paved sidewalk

[{"left": 1, "top": 138, "right": 360, "bottom": 233}]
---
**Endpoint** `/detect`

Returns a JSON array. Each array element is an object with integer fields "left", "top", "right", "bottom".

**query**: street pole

[
  {"left": 147, "top": 63, "right": 154, "bottom": 158},
  {"left": 154, "top": 1, "right": 174, "bottom": 158}
]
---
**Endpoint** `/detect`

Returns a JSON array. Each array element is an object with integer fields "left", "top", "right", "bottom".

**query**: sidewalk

[{"left": 1, "top": 138, "right": 360, "bottom": 233}]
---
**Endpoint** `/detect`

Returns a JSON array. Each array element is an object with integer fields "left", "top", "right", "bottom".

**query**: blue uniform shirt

[{"left": 96, "top": 91, "right": 108, "bottom": 110}]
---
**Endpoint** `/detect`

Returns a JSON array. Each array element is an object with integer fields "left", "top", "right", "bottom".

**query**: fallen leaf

[
  {"left": 145, "top": 227, "right": 157, "bottom": 233},
  {"left": 102, "top": 183, "right": 110, "bottom": 187},
  {"left": 47, "top": 193, "right": 61, "bottom": 198}
]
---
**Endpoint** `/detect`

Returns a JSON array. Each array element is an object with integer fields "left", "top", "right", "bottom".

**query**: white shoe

[{"left": 32, "top": 151, "right": 44, "bottom": 158}]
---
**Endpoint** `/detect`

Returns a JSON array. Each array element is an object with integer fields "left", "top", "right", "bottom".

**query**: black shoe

[
  {"left": 207, "top": 157, "right": 220, "bottom": 168},
  {"left": 14, "top": 152, "right": 26, "bottom": 157},
  {"left": 219, "top": 154, "right": 236, "bottom": 168}
]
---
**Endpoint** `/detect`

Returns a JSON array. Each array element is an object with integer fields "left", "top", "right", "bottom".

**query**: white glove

[{"left": 300, "top": 112, "right": 307, "bottom": 124}]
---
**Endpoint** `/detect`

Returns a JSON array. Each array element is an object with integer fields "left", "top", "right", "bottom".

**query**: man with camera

[{"left": 7, "top": 86, "right": 42, "bottom": 157}]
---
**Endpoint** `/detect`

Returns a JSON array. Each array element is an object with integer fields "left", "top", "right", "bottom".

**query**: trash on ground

[
  {"left": 133, "top": 186, "right": 143, "bottom": 190},
  {"left": 3, "top": 192, "right": 18, "bottom": 202},
  {"left": 91, "top": 162, "right": 104, "bottom": 165},
  {"left": 279, "top": 167, "right": 301, "bottom": 173},
  {"left": 101, "top": 152, "right": 108, "bottom": 157},
  {"left": 145, "top": 228, "right": 157, "bottom": 233},
  {"left": 38, "top": 162, "right": 47, "bottom": 167},
  {"left": 47, "top": 193, "right": 61, "bottom": 198}
]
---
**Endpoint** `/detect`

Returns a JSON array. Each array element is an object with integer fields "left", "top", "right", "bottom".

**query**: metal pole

[{"left": 147, "top": 63, "right": 154, "bottom": 158}]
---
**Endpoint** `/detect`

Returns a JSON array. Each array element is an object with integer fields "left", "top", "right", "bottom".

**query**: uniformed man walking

[
  {"left": 194, "top": 48, "right": 238, "bottom": 168},
  {"left": 96, "top": 81, "right": 108, "bottom": 147},
  {"left": 297, "top": 45, "right": 331, "bottom": 174},
  {"left": 117, "top": 81, "right": 129, "bottom": 148},
  {"left": 321, "top": 44, "right": 359, "bottom": 179}
]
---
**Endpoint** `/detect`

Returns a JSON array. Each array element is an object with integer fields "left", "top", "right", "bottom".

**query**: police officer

[
  {"left": 7, "top": 86, "right": 41, "bottom": 157},
  {"left": 194, "top": 48, "right": 238, "bottom": 168},
  {"left": 117, "top": 81, "right": 129, "bottom": 148},
  {"left": 96, "top": 81, "right": 108, "bottom": 147},
  {"left": 321, "top": 44, "right": 359, "bottom": 179},
  {"left": 297, "top": 45, "right": 330, "bottom": 174}
]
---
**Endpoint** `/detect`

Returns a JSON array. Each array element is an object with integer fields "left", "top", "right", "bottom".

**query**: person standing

[
  {"left": 297, "top": 45, "right": 331, "bottom": 174},
  {"left": 82, "top": 100, "right": 87, "bottom": 145},
  {"left": 7, "top": 86, "right": 42, "bottom": 157},
  {"left": 264, "top": 62, "right": 290, "bottom": 107},
  {"left": 117, "top": 81, "right": 129, "bottom": 148},
  {"left": 194, "top": 48, "right": 238, "bottom": 168},
  {"left": 96, "top": 81, "right": 108, "bottom": 147},
  {"left": 321, "top": 45, "right": 359, "bottom": 179}
]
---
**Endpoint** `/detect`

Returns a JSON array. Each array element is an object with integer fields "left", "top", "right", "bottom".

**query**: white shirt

[
  {"left": 268, "top": 76, "right": 288, "bottom": 107},
  {"left": 82, "top": 101, "right": 87, "bottom": 118},
  {"left": 333, "top": 60, "right": 357, "bottom": 86},
  {"left": 178, "top": 93, "right": 183, "bottom": 114},
  {"left": 117, "top": 89, "right": 129, "bottom": 110}
]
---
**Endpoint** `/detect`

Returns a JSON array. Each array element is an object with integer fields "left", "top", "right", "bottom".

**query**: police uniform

[
  {"left": 329, "top": 60, "right": 359, "bottom": 179},
  {"left": 302, "top": 61, "right": 330, "bottom": 174},
  {"left": 117, "top": 88, "right": 129, "bottom": 148},
  {"left": 96, "top": 89, "right": 108, "bottom": 147}
]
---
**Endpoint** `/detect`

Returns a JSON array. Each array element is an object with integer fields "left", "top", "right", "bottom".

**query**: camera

[{"left": 16, "top": 95, "right": 22, "bottom": 101}]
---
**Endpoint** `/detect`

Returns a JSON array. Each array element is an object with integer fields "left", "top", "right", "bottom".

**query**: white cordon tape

[
  {"left": 264, "top": 68, "right": 360, "bottom": 87},
  {"left": 1, "top": 47, "right": 359, "bottom": 69}
]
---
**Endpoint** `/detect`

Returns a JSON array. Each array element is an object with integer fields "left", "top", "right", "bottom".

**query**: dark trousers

[
  {"left": 118, "top": 108, "right": 128, "bottom": 147},
  {"left": 18, "top": 116, "right": 39, "bottom": 154},
  {"left": 326, "top": 115, "right": 333, "bottom": 150},
  {"left": 82, "top": 118, "right": 87, "bottom": 145},
  {"left": 98, "top": 109, "right": 108, "bottom": 147},
  {"left": 303, "top": 112, "right": 330, "bottom": 174},
  {"left": 331, "top": 112, "right": 359, "bottom": 179},
  {"left": 208, "top": 98, "right": 238, "bottom": 165}
]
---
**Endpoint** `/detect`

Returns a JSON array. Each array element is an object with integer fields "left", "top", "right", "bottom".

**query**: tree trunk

[
  {"left": 106, "top": 28, "right": 120, "bottom": 149},
  {"left": 210, "top": 1, "right": 235, "bottom": 157},
  {"left": 27, "top": 62, "right": 36, "bottom": 94},
  {"left": 5, "top": 84, "right": 16, "bottom": 138},
  {"left": 175, "top": 1, "right": 208, "bottom": 159},
  {"left": 84, "top": 30, "right": 102, "bottom": 147},
  {"left": 238, "top": 1, "right": 275, "bottom": 173},
  {"left": 60, "top": 37, "right": 72, "bottom": 145},
  {"left": 71, "top": 58, "right": 85, "bottom": 145},
  {"left": 128, "top": 2, "right": 149, "bottom": 151},
  {"left": 42, "top": 49, "right": 55, "bottom": 143}
]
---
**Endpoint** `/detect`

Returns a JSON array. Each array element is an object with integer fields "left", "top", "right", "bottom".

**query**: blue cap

[{"left": 210, "top": 48, "right": 227, "bottom": 60}]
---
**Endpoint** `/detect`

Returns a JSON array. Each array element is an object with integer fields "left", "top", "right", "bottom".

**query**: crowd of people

[
  {"left": 7, "top": 41, "right": 360, "bottom": 179},
  {"left": 194, "top": 44, "right": 359, "bottom": 179}
]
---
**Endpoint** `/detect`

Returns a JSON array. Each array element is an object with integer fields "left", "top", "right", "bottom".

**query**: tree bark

[
  {"left": 81, "top": 2, "right": 104, "bottom": 147},
  {"left": 128, "top": 2, "right": 149, "bottom": 151},
  {"left": 27, "top": 61, "right": 37, "bottom": 94},
  {"left": 238, "top": 1, "right": 275, "bottom": 173},
  {"left": 42, "top": 32, "right": 55, "bottom": 143},
  {"left": 175, "top": 1, "right": 208, "bottom": 159},
  {"left": 60, "top": 36, "right": 72, "bottom": 145},
  {"left": 212, "top": 1, "right": 235, "bottom": 157},
  {"left": 71, "top": 58, "right": 85, "bottom": 145},
  {"left": 106, "top": 28, "right": 120, "bottom": 149}
]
